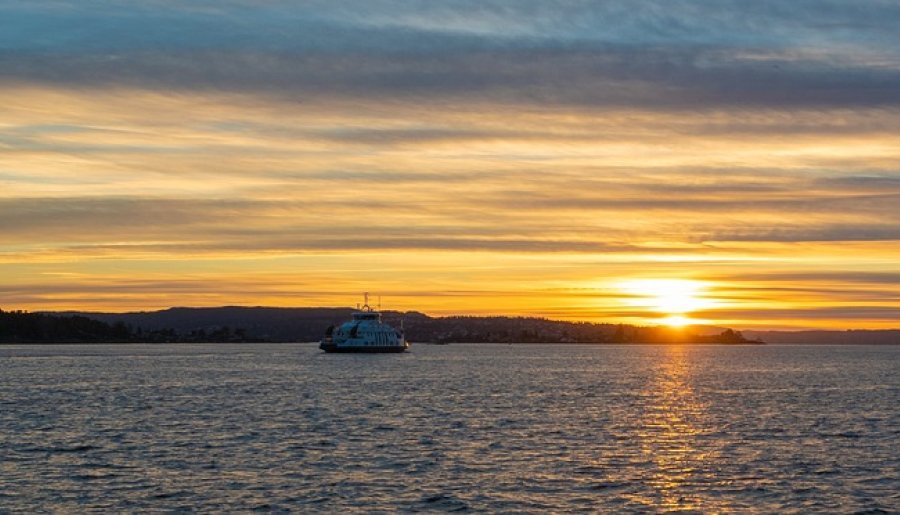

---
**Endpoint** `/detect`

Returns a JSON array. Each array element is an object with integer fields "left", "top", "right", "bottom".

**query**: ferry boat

[{"left": 319, "top": 294, "right": 409, "bottom": 353}]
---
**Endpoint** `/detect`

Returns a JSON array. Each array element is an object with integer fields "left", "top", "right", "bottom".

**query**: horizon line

[{"left": 11, "top": 305, "right": 900, "bottom": 334}]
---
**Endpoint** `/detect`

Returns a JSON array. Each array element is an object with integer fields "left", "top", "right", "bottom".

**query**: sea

[{"left": 1, "top": 343, "right": 897, "bottom": 513}]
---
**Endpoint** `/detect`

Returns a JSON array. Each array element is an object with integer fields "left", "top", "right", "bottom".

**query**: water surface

[{"left": 1, "top": 344, "right": 897, "bottom": 512}]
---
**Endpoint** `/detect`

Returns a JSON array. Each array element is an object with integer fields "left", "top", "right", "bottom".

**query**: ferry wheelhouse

[{"left": 319, "top": 294, "right": 409, "bottom": 353}]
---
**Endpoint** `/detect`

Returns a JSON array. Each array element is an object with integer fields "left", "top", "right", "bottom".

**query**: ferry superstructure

[{"left": 319, "top": 294, "right": 409, "bottom": 353}]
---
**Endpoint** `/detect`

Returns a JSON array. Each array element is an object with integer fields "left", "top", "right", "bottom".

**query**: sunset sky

[{"left": 3, "top": 1, "right": 900, "bottom": 330}]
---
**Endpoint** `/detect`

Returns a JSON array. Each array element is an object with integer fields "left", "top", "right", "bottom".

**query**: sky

[{"left": 2, "top": 1, "right": 900, "bottom": 330}]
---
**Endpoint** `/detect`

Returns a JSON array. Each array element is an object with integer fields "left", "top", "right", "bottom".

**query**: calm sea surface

[{"left": 1, "top": 343, "right": 897, "bottom": 513}]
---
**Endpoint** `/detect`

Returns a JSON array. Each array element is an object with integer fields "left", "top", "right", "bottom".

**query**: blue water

[{"left": 1, "top": 343, "right": 897, "bottom": 512}]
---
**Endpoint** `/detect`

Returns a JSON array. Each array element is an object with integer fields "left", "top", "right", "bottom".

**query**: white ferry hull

[{"left": 319, "top": 340, "right": 409, "bottom": 353}]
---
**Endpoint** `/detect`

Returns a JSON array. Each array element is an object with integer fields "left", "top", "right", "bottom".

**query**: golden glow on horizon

[
  {"left": 661, "top": 315, "right": 692, "bottom": 328},
  {"left": 2, "top": 86, "right": 900, "bottom": 330},
  {"left": 619, "top": 279, "right": 716, "bottom": 326}
]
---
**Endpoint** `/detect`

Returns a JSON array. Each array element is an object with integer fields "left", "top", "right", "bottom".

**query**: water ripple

[{"left": 1, "top": 343, "right": 898, "bottom": 512}]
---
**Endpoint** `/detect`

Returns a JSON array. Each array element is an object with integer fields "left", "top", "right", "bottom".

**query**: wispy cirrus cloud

[
  {"left": 3, "top": 1, "right": 900, "bottom": 109},
  {"left": 3, "top": 48, "right": 900, "bottom": 109}
]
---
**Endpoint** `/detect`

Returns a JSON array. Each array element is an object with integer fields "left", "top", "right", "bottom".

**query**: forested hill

[
  {"left": 3, "top": 306, "right": 758, "bottom": 344},
  {"left": 0, "top": 309, "right": 132, "bottom": 343}
]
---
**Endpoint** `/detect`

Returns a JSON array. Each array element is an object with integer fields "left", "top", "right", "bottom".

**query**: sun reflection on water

[{"left": 627, "top": 345, "right": 723, "bottom": 512}]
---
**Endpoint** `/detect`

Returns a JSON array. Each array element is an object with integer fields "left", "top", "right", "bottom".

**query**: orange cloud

[{"left": 2, "top": 86, "right": 899, "bottom": 329}]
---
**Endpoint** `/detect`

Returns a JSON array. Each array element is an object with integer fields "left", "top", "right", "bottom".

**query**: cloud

[
  {"left": 7, "top": 1, "right": 900, "bottom": 52},
  {"left": 3, "top": 1, "right": 900, "bottom": 109},
  {"left": 487, "top": 189, "right": 900, "bottom": 218},
  {"left": 737, "top": 271, "right": 900, "bottom": 284},
  {"left": 696, "top": 305, "right": 900, "bottom": 321},
  {"left": 703, "top": 223, "right": 900, "bottom": 243},
  {"left": 815, "top": 174, "right": 900, "bottom": 191},
  {"left": 0, "top": 196, "right": 638, "bottom": 253},
  {"left": 3, "top": 47, "right": 900, "bottom": 110}
]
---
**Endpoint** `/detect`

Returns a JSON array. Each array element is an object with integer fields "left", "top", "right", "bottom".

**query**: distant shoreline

[
  {"left": 6, "top": 341, "right": 900, "bottom": 347},
  {"left": 4, "top": 307, "right": 899, "bottom": 345}
]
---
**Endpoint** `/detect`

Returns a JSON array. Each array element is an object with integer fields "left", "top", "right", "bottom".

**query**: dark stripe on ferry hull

[{"left": 319, "top": 343, "right": 409, "bottom": 353}]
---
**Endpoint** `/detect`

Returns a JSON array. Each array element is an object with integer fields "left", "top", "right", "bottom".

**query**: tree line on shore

[
  {"left": 402, "top": 315, "right": 755, "bottom": 344},
  {"left": 0, "top": 309, "right": 261, "bottom": 343},
  {"left": 1, "top": 307, "right": 758, "bottom": 344}
]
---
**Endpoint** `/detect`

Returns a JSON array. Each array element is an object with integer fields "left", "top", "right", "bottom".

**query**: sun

[
  {"left": 661, "top": 315, "right": 692, "bottom": 328},
  {"left": 619, "top": 279, "right": 714, "bottom": 326}
]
